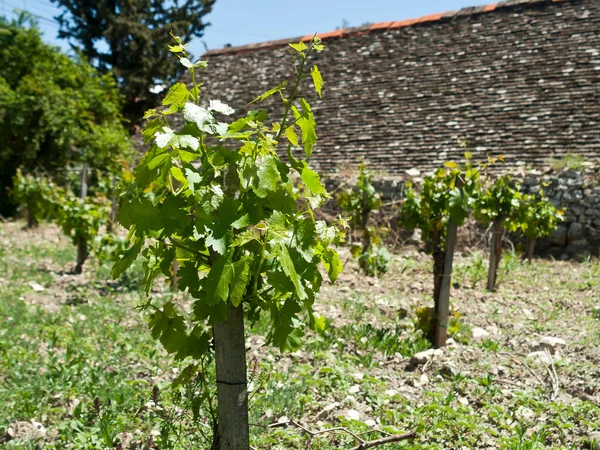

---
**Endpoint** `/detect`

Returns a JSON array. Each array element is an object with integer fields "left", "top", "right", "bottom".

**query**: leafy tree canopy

[
  {"left": 50, "top": 0, "right": 216, "bottom": 122},
  {"left": 0, "top": 14, "right": 131, "bottom": 216}
]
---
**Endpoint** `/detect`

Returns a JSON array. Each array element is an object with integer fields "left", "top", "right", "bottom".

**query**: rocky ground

[{"left": 1, "top": 221, "right": 599, "bottom": 449}]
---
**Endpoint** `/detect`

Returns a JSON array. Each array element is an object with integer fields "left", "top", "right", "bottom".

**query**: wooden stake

[
  {"left": 80, "top": 164, "right": 88, "bottom": 199},
  {"left": 526, "top": 238, "right": 536, "bottom": 262},
  {"left": 212, "top": 301, "right": 249, "bottom": 450},
  {"left": 486, "top": 219, "right": 504, "bottom": 291},
  {"left": 108, "top": 175, "right": 117, "bottom": 233},
  {"left": 75, "top": 164, "right": 88, "bottom": 274},
  {"left": 434, "top": 218, "right": 458, "bottom": 349},
  {"left": 170, "top": 260, "right": 179, "bottom": 291}
]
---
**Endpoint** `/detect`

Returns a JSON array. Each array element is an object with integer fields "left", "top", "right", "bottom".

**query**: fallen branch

[
  {"left": 349, "top": 432, "right": 418, "bottom": 450},
  {"left": 282, "top": 419, "right": 416, "bottom": 449},
  {"left": 500, "top": 353, "right": 546, "bottom": 387}
]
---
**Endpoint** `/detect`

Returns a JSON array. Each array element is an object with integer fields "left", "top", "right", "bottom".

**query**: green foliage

[
  {"left": 550, "top": 152, "right": 586, "bottom": 171},
  {"left": 473, "top": 173, "right": 521, "bottom": 226},
  {"left": 11, "top": 168, "right": 60, "bottom": 226},
  {"left": 338, "top": 164, "right": 389, "bottom": 276},
  {"left": 353, "top": 240, "right": 391, "bottom": 277},
  {"left": 401, "top": 158, "right": 481, "bottom": 249},
  {"left": 0, "top": 15, "right": 131, "bottom": 216},
  {"left": 338, "top": 164, "right": 382, "bottom": 233},
  {"left": 114, "top": 36, "right": 344, "bottom": 364},
  {"left": 506, "top": 191, "right": 564, "bottom": 240},
  {"left": 50, "top": 0, "right": 215, "bottom": 121},
  {"left": 12, "top": 169, "right": 112, "bottom": 264}
]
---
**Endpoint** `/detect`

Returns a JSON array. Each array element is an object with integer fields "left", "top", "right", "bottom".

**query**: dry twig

[{"left": 280, "top": 419, "right": 416, "bottom": 449}]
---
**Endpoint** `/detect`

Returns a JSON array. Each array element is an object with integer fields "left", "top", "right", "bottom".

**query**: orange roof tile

[{"left": 203, "top": 0, "right": 570, "bottom": 57}]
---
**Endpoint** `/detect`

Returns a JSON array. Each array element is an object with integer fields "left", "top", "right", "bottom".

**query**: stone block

[
  {"left": 549, "top": 225, "right": 568, "bottom": 246},
  {"left": 567, "top": 223, "right": 584, "bottom": 240}
]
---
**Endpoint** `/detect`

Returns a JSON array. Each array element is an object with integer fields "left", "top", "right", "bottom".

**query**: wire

[{"left": 4, "top": 2, "right": 60, "bottom": 28}]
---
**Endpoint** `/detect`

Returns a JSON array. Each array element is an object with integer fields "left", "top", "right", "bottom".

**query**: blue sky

[{"left": 2, "top": 0, "right": 488, "bottom": 58}]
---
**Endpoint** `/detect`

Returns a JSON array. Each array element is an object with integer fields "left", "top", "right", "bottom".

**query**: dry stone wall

[
  {"left": 188, "top": 0, "right": 600, "bottom": 176},
  {"left": 522, "top": 168, "right": 600, "bottom": 258}
]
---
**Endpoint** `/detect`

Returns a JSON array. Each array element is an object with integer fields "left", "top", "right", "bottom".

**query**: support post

[
  {"left": 526, "top": 238, "right": 536, "bottom": 262},
  {"left": 108, "top": 175, "right": 117, "bottom": 233},
  {"left": 75, "top": 164, "right": 88, "bottom": 274},
  {"left": 212, "top": 302, "right": 249, "bottom": 450},
  {"left": 486, "top": 219, "right": 504, "bottom": 291},
  {"left": 434, "top": 219, "right": 458, "bottom": 349},
  {"left": 170, "top": 260, "right": 179, "bottom": 292}
]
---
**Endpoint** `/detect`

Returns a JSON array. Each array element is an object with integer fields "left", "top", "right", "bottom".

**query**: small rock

[
  {"left": 405, "top": 168, "right": 421, "bottom": 177},
  {"left": 419, "top": 374, "right": 429, "bottom": 386},
  {"left": 439, "top": 362, "right": 457, "bottom": 378},
  {"left": 472, "top": 327, "right": 490, "bottom": 339},
  {"left": 364, "top": 419, "right": 377, "bottom": 427},
  {"left": 385, "top": 389, "right": 397, "bottom": 397},
  {"left": 534, "top": 336, "right": 566, "bottom": 355},
  {"left": 588, "top": 432, "right": 600, "bottom": 450},
  {"left": 353, "top": 372, "right": 364, "bottom": 381},
  {"left": 315, "top": 403, "right": 339, "bottom": 420},
  {"left": 28, "top": 281, "right": 45, "bottom": 292},
  {"left": 409, "top": 348, "right": 442, "bottom": 366},
  {"left": 527, "top": 351, "right": 559, "bottom": 365},
  {"left": 458, "top": 396, "right": 469, "bottom": 406},
  {"left": 345, "top": 409, "right": 361, "bottom": 421},
  {"left": 277, "top": 416, "right": 290, "bottom": 425},
  {"left": 348, "top": 385, "right": 360, "bottom": 395}
]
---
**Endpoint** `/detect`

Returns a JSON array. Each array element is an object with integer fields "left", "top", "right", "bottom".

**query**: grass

[
  {"left": 549, "top": 153, "right": 587, "bottom": 171},
  {"left": 1, "top": 222, "right": 599, "bottom": 449}
]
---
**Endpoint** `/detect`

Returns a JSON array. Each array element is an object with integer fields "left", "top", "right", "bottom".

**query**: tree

[
  {"left": 113, "top": 36, "right": 344, "bottom": 448},
  {"left": 337, "top": 164, "right": 390, "bottom": 277},
  {"left": 473, "top": 171, "right": 521, "bottom": 291},
  {"left": 401, "top": 159, "right": 481, "bottom": 347},
  {"left": 0, "top": 14, "right": 131, "bottom": 217},
  {"left": 51, "top": 0, "right": 216, "bottom": 122}
]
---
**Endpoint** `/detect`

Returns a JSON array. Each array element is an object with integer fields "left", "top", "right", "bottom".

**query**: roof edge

[{"left": 203, "top": 0, "right": 568, "bottom": 57}]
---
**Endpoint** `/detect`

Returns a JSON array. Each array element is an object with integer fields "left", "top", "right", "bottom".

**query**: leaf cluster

[
  {"left": 113, "top": 37, "right": 345, "bottom": 358},
  {"left": 12, "top": 169, "right": 111, "bottom": 249},
  {"left": 506, "top": 190, "right": 565, "bottom": 239},
  {"left": 401, "top": 158, "right": 481, "bottom": 248},
  {"left": 337, "top": 164, "right": 382, "bottom": 232}
]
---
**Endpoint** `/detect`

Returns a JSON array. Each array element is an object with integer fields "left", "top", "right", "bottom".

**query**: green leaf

[
  {"left": 269, "top": 297, "right": 303, "bottom": 351},
  {"left": 288, "top": 42, "right": 307, "bottom": 52},
  {"left": 276, "top": 244, "right": 307, "bottom": 300},
  {"left": 250, "top": 81, "right": 288, "bottom": 104},
  {"left": 161, "top": 195, "right": 189, "bottom": 236},
  {"left": 185, "top": 168, "right": 202, "bottom": 193},
  {"left": 310, "top": 65, "right": 323, "bottom": 98},
  {"left": 131, "top": 198, "right": 163, "bottom": 232},
  {"left": 448, "top": 188, "right": 469, "bottom": 225},
  {"left": 256, "top": 155, "right": 281, "bottom": 197},
  {"left": 148, "top": 302, "right": 187, "bottom": 354},
  {"left": 168, "top": 44, "right": 184, "bottom": 53},
  {"left": 203, "top": 255, "right": 234, "bottom": 304},
  {"left": 301, "top": 167, "right": 326, "bottom": 195},
  {"left": 322, "top": 248, "right": 342, "bottom": 282},
  {"left": 162, "top": 83, "right": 189, "bottom": 111},
  {"left": 142, "top": 118, "right": 164, "bottom": 143},
  {"left": 293, "top": 100, "right": 317, "bottom": 159},
  {"left": 230, "top": 258, "right": 251, "bottom": 307},
  {"left": 285, "top": 126, "right": 299, "bottom": 147},
  {"left": 111, "top": 239, "right": 142, "bottom": 278}
]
